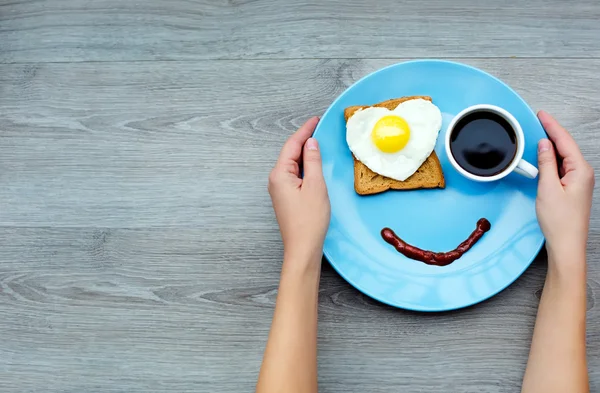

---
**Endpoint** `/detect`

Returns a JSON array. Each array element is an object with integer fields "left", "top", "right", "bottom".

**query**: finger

[
  {"left": 302, "top": 138, "right": 325, "bottom": 186},
  {"left": 277, "top": 116, "right": 320, "bottom": 165},
  {"left": 537, "top": 111, "right": 585, "bottom": 163},
  {"left": 537, "top": 138, "right": 561, "bottom": 190},
  {"left": 276, "top": 160, "right": 300, "bottom": 178}
]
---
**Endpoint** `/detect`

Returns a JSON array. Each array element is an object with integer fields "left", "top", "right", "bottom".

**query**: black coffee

[{"left": 449, "top": 111, "right": 517, "bottom": 177}]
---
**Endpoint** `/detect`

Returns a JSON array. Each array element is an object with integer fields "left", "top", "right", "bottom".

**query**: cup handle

[{"left": 514, "top": 159, "right": 538, "bottom": 179}]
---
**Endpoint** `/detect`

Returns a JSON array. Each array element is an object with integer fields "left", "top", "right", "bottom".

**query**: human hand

[
  {"left": 268, "top": 117, "right": 330, "bottom": 266},
  {"left": 536, "top": 111, "right": 595, "bottom": 266}
]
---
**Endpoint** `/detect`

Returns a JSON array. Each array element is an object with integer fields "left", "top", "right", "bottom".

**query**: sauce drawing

[{"left": 381, "top": 218, "right": 491, "bottom": 266}]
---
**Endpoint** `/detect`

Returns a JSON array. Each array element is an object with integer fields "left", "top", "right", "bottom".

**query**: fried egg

[{"left": 346, "top": 99, "right": 442, "bottom": 181}]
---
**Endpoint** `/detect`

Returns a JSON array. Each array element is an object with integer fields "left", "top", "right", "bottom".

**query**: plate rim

[{"left": 314, "top": 59, "right": 545, "bottom": 312}]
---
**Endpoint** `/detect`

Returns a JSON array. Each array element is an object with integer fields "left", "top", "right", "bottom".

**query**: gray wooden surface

[{"left": 1, "top": 1, "right": 599, "bottom": 392}]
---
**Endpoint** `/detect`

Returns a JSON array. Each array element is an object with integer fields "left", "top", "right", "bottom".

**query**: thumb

[
  {"left": 537, "top": 138, "right": 560, "bottom": 190},
  {"left": 302, "top": 138, "right": 325, "bottom": 186}
]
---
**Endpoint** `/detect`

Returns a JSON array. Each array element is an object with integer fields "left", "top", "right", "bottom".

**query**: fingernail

[
  {"left": 306, "top": 138, "right": 319, "bottom": 151},
  {"left": 538, "top": 139, "right": 551, "bottom": 153}
]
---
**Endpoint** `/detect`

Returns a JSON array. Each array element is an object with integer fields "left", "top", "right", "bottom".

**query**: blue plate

[{"left": 313, "top": 60, "right": 545, "bottom": 312}]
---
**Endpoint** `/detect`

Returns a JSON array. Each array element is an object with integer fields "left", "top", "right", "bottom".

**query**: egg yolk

[{"left": 371, "top": 115, "right": 411, "bottom": 153}]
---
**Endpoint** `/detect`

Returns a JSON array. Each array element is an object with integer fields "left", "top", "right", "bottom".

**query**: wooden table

[{"left": 1, "top": 1, "right": 599, "bottom": 392}]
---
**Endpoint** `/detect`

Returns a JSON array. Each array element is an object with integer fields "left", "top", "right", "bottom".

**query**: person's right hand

[{"left": 536, "top": 111, "right": 595, "bottom": 266}]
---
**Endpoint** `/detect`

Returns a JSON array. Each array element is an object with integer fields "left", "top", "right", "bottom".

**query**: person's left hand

[{"left": 268, "top": 117, "right": 330, "bottom": 266}]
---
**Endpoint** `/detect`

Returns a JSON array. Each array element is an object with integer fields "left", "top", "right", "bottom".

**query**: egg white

[{"left": 346, "top": 99, "right": 443, "bottom": 181}]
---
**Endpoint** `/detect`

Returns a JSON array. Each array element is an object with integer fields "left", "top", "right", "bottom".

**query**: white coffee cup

[{"left": 445, "top": 104, "right": 538, "bottom": 182}]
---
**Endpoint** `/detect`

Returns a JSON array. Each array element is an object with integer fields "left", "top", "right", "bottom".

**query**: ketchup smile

[{"left": 381, "top": 218, "right": 491, "bottom": 266}]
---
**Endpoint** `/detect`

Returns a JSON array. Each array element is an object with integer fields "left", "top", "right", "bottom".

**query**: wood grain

[
  {"left": 1, "top": 0, "right": 600, "bottom": 62},
  {"left": 0, "top": 228, "right": 598, "bottom": 392},
  {"left": 1, "top": 59, "right": 600, "bottom": 228}
]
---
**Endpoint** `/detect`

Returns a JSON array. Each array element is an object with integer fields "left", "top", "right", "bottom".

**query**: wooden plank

[
  {"left": 0, "top": 227, "right": 598, "bottom": 392},
  {"left": 1, "top": 0, "right": 600, "bottom": 62},
  {"left": 1, "top": 59, "right": 600, "bottom": 228}
]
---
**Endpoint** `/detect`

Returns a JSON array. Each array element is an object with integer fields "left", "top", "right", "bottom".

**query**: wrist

[
  {"left": 282, "top": 248, "right": 322, "bottom": 274},
  {"left": 546, "top": 233, "right": 588, "bottom": 260},
  {"left": 546, "top": 248, "right": 587, "bottom": 286},
  {"left": 283, "top": 243, "right": 323, "bottom": 265}
]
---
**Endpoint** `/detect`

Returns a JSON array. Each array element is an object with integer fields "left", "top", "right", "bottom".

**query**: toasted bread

[{"left": 345, "top": 96, "right": 445, "bottom": 196}]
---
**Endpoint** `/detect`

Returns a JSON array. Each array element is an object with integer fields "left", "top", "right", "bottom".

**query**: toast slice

[{"left": 345, "top": 96, "right": 445, "bottom": 195}]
